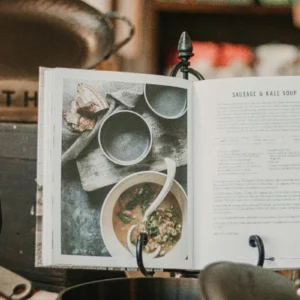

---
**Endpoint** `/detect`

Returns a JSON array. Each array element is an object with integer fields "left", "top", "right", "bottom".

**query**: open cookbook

[{"left": 36, "top": 67, "right": 300, "bottom": 271}]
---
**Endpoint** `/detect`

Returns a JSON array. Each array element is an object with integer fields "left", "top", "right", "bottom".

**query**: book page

[
  {"left": 35, "top": 67, "right": 47, "bottom": 266},
  {"left": 194, "top": 76, "right": 300, "bottom": 269},
  {"left": 41, "top": 69, "right": 56, "bottom": 266},
  {"left": 44, "top": 68, "right": 193, "bottom": 271}
]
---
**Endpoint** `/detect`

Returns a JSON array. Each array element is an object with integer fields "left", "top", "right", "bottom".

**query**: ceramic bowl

[
  {"left": 100, "top": 171, "right": 188, "bottom": 263},
  {"left": 98, "top": 110, "right": 152, "bottom": 166},
  {"left": 144, "top": 84, "right": 187, "bottom": 119}
]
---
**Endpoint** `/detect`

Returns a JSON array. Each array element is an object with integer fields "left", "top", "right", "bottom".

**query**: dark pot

[
  {"left": 0, "top": 0, "right": 134, "bottom": 121},
  {"left": 0, "top": 265, "right": 200, "bottom": 300},
  {"left": 58, "top": 277, "right": 201, "bottom": 300},
  {"left": 1, "top": 261, "right": 300, "bottom": 300},
  {"left": 0, "top": 0, "right": 134, "bottom": 80}
]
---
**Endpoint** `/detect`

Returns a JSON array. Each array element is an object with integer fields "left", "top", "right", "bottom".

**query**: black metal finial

[
  {"left": 170, "top": 31, "right": 205, "bottom": 80},
  {"left": 178, "top": 32, "right": 194, "bottom": 61}
]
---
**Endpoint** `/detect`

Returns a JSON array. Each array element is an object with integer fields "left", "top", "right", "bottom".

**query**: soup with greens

[{"left": 112, "top": 182, "right": 182, "bottom": 257}]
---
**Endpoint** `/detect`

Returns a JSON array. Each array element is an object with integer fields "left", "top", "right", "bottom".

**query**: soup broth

[{"left": 112, "top": 182, "right": 182, "bottom": 257}]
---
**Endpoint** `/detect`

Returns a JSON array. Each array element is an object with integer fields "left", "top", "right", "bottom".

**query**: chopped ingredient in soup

[
  {"left": 144, "top": 207, "right": 181, "bottom": 253},
  {"left": 117, "top": 212, "right": 132, "bottom": 224},
  {"left": 124, "top": 183, "right": 154, "bottom": 213},
  {"left": 112, "top": 182, "right": 182, "bottom": 257}
]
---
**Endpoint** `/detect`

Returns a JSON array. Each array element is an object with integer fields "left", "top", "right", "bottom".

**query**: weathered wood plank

[
  {"left": 0, "top": 58, "right": 118, "bottom": 123},
  {"left": 0, "top": 107, "right": 38, "bottom": 122},
  {"left": 0, "top": 157, "right": 49, "bottom": 276},
  {"left": 0, "top": 123, "right": 37, "bottom": 160},
  {"left": 0, "top": 80, "right": 38, "bottom": 123}
]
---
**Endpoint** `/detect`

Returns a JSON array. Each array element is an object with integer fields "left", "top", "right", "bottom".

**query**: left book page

[{"left": 38, "top": 68, "right": 193, "bottom": 271}]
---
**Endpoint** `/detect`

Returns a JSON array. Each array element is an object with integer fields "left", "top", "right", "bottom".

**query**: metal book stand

[{"left": 135, "top": 32, "right": 270, "bottom": 278}]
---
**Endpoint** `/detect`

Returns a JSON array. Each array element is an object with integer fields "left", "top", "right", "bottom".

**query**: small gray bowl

[
  {"left": 144, "top": 84, "right": 187, "bottom": 119},
  {"left": 98, "top": 110, "right": 152, "bottom": 166}
]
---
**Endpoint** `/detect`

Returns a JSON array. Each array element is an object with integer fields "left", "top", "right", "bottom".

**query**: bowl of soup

[{"left": 100, "top": 171, "right": 188, "bottom": 265}]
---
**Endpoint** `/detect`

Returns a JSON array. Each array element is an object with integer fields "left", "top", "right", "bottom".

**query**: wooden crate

[
  {"left": 0, "top": 80, "right": 38, "bottom": 122},
  {"left": 0, "top": 58, "right": 119, "bottom": 123},
  {"left": 0, "top": 123, "right": 125, "bottom": 291}
]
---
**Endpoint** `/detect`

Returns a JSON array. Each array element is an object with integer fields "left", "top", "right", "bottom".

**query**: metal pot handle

[
  {"left": 0, "top": 266, "right": 32, "bottom": 300},
  {"left": 105, "top": 12, "right": 135, "bottom": 58}
]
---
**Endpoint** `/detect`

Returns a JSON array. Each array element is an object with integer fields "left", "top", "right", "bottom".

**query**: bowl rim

[
  {"left": 98, "top": 110, "right": 152, "bottom": 166},
  {"left": 58, "top": 277, "right": 198, "bottom": 298},
  {"left": 100, "top": 170, "right": 188, "bottom": 262},
  {"left": 144, "top": 84, "right": 187, "bottom": 120}
]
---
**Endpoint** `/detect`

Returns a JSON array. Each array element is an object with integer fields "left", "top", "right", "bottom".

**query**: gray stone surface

[
  {"left": 61, "top": 161, "right": 109, "bottom": 256},
  {"left": 0, "top": 123, "right": 37, "bottom": 160}
]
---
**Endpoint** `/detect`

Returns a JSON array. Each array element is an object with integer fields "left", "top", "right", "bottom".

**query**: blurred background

[{"left": 89, "top": 0, "right": 300, "bottom": 79}]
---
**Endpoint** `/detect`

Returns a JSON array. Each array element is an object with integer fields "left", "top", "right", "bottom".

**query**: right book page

[{"left": 193, "top": 76, "right": 300, "bottom": 270}]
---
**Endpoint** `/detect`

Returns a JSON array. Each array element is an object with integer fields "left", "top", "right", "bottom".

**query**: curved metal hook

[
  {"left": 249, "top": 235, "right": 265, "bottom": 267},
  {"left": 136, "top": 232, "right": 154, "bottom": 277},
  {"left": 104, "top": 12, "right": 135, "bottom": 59},
  {"left": 188, "top": 67, "right": 205, "bottom": 81},
  {"left": 169, "top": 61, "right": 184, "bottom": 77},
  {"left": 169, "top": 61, "right": 205, "bottom": 81}
]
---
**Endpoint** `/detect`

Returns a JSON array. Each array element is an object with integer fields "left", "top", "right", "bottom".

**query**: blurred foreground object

[
  {"left": 200, "top": 262, "right": 299, "bottom": 300},
  {"left": 0, "top": 290, "right": 58, "bottom": 300}
]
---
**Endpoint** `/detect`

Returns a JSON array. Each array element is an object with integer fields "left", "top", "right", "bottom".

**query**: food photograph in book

[{"left": 60, "top": 77, "right": 189, "bottom": 264}]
